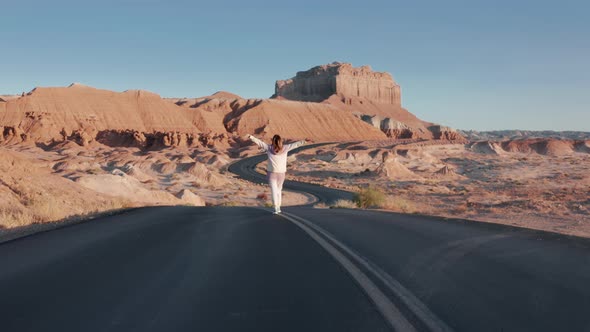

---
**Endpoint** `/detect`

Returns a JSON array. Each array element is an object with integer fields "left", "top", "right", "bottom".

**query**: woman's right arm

[{"left": 248, "top": 134, "right": 269, "bottom": 152}]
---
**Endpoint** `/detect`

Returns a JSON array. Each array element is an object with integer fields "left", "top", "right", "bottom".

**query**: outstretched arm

[
  {"left": 284, "top": 139, "right": 308, "bottom": 152},
  {"left": 248, "top": 134, "right": 269, "bottom": 152}
]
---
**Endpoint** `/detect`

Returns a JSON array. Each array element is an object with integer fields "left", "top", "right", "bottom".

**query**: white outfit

[
  {"left": 248, "top": 135, "right": 306, "bottom": 213},
  {"left": 268, "top": 172, "right": 285, "bottom": 213},
  {"left": 248, "top": 135, "right": 306, "bottom": 173}
]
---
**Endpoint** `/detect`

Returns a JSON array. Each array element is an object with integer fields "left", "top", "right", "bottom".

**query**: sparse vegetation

[
  {"left": 313, "top": 202, "right": 329, "bottom": 209},
  {"left": 219, "top": 201, "right": 239, "bottom": 207},
  {"left": 382, "top": 196, "right": 416, "bottom": 213},
  {"left": 353, "top": 186, "right": 386, "bottom": 208},
  {"left": 0, "top": 197, "right": 134, "bottom": 231},
  {"left": 0, "top": 208, "right": 34, "bottom": 229},
  {"left": 330, "top": 199, "right": 357, "bottom": 209}
]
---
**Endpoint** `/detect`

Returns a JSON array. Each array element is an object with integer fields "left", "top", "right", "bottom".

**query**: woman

[{"left": 248, "top": 134, "right": 308, "bottom": 214}]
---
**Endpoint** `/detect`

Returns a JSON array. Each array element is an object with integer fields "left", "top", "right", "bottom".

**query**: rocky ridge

[
  {"left": 273, "top": 62, "right": 461, "bottom": 140},
  {"left": 1, "top": 63, "right": 464, "bottom": 147},
  {"left": 460, "top": 130, "right": 590, "bottom": 140},
  {"left": 469, "top": 138, "right": 590, "bottom": 156},
  {"left": 274, "top": 62, "right": 401, "bottom": 106}
]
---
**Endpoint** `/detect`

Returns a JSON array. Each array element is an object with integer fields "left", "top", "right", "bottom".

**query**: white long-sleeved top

[{"left": 248, "top": 135, "right": 306, "bottom": 173}]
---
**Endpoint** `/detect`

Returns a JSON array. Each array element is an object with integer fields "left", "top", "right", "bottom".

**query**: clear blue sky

[{"left": 1, "top": 0, "right": 588, "bottom": 131}]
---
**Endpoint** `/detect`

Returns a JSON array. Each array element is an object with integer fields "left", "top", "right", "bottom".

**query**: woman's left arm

[{"left": 284, "top": 139, "right": 308, "bottom": 152}]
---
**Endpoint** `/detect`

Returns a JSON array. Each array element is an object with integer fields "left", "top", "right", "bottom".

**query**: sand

[{"left": 287, "top": 139, "right": 590, "bottom": 238}]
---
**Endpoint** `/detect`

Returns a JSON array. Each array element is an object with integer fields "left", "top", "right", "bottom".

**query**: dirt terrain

[
  {"left": 286, "top": 138, "right": 590, "bottom": 237},
  {"left": 0, "top": 143, "right": 313, "bottom": 231},
  {"left": 1, "top": 63, "right": 587, "bottom": 237},
  {"left": 1, "top": 135, "right": 588, "bottom": 238}
]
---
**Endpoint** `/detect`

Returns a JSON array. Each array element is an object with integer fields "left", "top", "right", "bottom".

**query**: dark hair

[{"left": 272, "top": 135, "right": 283, "bottom": 154}]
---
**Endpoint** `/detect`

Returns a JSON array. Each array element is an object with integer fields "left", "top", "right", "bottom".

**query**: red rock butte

[
  {"left": 274, "top": 62, "right": 401, "bottom": 106},
  {"left": 273, "top": 62, "right": 464, "bottom": 141},
  {"left": 0, "top": 62, "right": 465, "bottom": 147}
]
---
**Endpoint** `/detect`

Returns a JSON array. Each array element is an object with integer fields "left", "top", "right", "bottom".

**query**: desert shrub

[
  {"left": 256, "top": 193, "right": 268, "bottom": 200},
  {"left": 451, "top": 202, "right": 469, "bottom": 214},
  {"left": 20, "top": 195, "right": 65, "bottom": 222},
  {"left": 0, "top": 196, "right": 136, "bottom": 231},
  {"left": 330, "top": 199, "right": 357, "bottom": 209},
  {"left": 219, "top": 201, "right": 239, "bottom": 207},
  {"left": 353, "top": 186, "right": 386, "bottom": 208},
  {"left": 383, "top": 196, "right": 415, "bottom": 213},
  {"left": 313, "top": 202, "right": 329, "bottom": 209},
  {"left": 263, "top": 202, "right": 273, "bottom": 208},
  {"left": 0, "top": 208, "right": 34, "bottom": 228}
]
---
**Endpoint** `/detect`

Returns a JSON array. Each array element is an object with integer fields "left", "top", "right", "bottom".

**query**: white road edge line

[
  {"left": 279, "top": 212, "right": 417, "bottom": 332},
  {"left": 283, "top": 211, "right": 454, "bottom": 332}
]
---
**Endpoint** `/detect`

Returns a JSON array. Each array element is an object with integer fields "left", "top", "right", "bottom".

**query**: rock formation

[
  {"left": 0, "top": 63, "right": 465, "bottom": 146},
  {"left": 274, "top": 62, "right": 401, "bottom": 105},
  {"left": 435, "top": 165, "right": 456, "bottom": 176},
  {"left": 458, "top": 130, "right": 590, "bottom": 141},
  {"left": 469, "top": 141, "right": 506, "bottom": 155},
  {"left": 0, "top": 126, "right": 28, "bottom": 144},
  {"left": 469, "top": 138, "right": 589, "bottom": 156},
  {"left": 176, "top": 189, "right": 206, "bottom": 206},
  {"left": 374, "top": 151, "right": 421, "bottom": 180},
  {"left": 273, "top": 62, "right": 463, "bottom": 141},
  {"left": 0, "top": 84, "right": 197, "bottom": 143},
  {"left": 358, "top": 115, "right": 418, "bottom": 139},
  {"left": 433, "top": 165, "right": 465, "bottom": 179},
  {"left": 428, "top": 125, "right": 466, "bottom": 141},
  {"left": 0, "top": 95, "right": 20, "bottom": 102}
]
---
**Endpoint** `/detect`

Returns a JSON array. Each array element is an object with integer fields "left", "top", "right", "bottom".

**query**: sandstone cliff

[
  {"left": 0, "top": 84, "right": 197, "bottom": 143},
  {"left": 273, "top": 62, "right": 463, "bottom": 140},
  {"left": 0, "top": 82, "right": 387, "bottom": 147},
  {"left": 173, "top": 95, "right": 386, "bottom": 141},
  {"left": 224, "top": 99, "right": 386, "bottom": 141},
  {"left": 0, "top": 63, "right": 464, "bottom": 146},
  {"left": 274, "top": 62, "right": 401, "bottom": 106}
]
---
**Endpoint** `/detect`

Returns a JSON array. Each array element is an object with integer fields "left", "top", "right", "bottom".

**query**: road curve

[
  {"left": 228, "top": 143, "right": 354, "bottom": 204},
  {"left": 231, "top": 147, "right": 590, "bottom": 331},
  {"left": 1, "top": 149, "right": 589, "bottom": 331}
]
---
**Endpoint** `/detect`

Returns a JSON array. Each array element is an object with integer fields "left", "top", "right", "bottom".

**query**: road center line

[
  {"left": 279, "top": 212, "right": 417, "bottom": 332},
  {"left": 282, "top": 211, "right": 454, "bottom": 332}
]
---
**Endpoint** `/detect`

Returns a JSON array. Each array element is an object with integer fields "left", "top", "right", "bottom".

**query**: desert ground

[
  {"left": 1, "top": 63, "right": 588, "bottom": 238},
  {"left": 0, "top": 142, "right": 313, "bottom": 233},
  {"left": 1, "top": 137, "right": 589, "bottom": 238},
  {"left": 285, "top": 139, "right": 590, "bottom": 237}
]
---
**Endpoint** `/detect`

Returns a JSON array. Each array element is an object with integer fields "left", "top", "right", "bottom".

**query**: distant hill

[
  {"left": 459, "top": 130, "right": 590, "bottom": 141},
  {"left": 1, "top": 63, "right": 465, "bottom": 147},
  {"left": 272, "top": 62, "right": 461, "bottom": 140}
]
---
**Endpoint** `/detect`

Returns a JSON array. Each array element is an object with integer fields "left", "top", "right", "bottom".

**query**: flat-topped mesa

[{"left": 274, "top": 62, "right": 401, "bottom": 105}]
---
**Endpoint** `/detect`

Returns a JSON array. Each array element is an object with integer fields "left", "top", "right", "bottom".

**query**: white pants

[{"left": 268, "top": 172, "right": 285, "bottom": 211}]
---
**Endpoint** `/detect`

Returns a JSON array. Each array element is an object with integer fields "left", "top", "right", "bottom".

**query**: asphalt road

[
  {"left": 1, "top": 148, "right": 590, "bottom": 331},
  {"left": 0, "top": 207, "right": 389, "bottom": 332}
]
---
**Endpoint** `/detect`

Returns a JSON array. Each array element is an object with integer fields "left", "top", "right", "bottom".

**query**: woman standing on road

[{"left": 247, "top": 134, "right": 309, "bottom": 214}]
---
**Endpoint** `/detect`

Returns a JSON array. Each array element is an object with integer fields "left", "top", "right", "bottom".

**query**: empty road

[{"left": 1, "top": 149, "right": 589, "bottom": 331}]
